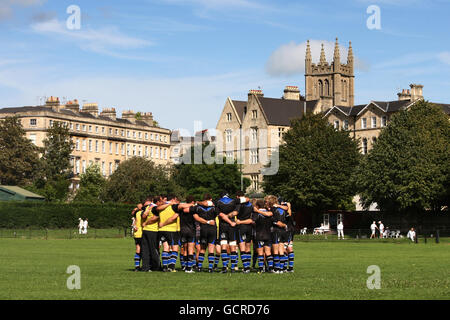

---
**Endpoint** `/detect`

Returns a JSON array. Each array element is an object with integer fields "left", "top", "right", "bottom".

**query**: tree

[
  {"left": 101, "top": 157, "right": 182, "bottom": 203},
  {"left": 172, "top": 142, "right": 250, "bottom": 200},
  {"left": 73, "top": 164, "right": 106, "bottom": 203},
  {"left": 0, "top": 116, "right": 41, "bottom": 185},
  {"left": 263, "top": 113, "right": 361, "bottom": 215},
  {"left": 355, "top": 101, "right": 450, "bottom": 214},
  {"left": 41, "top": 121, "right": 74, "bottom": 182}
]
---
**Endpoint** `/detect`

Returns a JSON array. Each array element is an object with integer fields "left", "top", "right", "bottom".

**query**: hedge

[{"left": 0, "top": 201, "right": 135, "bottom": 229}]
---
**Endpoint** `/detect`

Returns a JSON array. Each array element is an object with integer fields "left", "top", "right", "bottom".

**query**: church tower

[{"left": 305, "top": 38, "right": 354, "bottom": 111}]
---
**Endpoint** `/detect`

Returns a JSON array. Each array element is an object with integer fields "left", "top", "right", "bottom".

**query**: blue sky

[{"left": 0, "top": 0, "right": 449, "bottom": 132}]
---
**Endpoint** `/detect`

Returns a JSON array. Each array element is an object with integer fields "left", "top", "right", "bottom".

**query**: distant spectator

[
  {"left": 370, "top": 221, "right": 378, "bottom": 239},
  {"left": 378, "top": 221, "right": 384, "bottom": 238},
  {"left": 337, "top": 221, "right": 344, "bottom": 240},
  {"left": 83, "top": 218, "right": 89, "bottom": 234},
  {"left": 407, "top": 228, "right": 416, "bottom": 242},
  {"left": 78, "top": 218, "right": 83, "bottom": 234}
]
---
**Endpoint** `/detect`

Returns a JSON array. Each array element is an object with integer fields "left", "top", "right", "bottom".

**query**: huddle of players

[{"left": 131, "top": 191, "right": 295, "bottom": 274}]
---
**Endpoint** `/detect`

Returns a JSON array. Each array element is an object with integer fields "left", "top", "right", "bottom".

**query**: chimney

[
  {"left": 410, "top": 84, "right": 424, "bottom": 101},
  {"left": 140, "top": 112, "right": 154, "bottom": 126},
  {"left": 45, "top": 96, "right": 62, "bottom": 112},
  {"left": 100, "top": 107, "right": 117, "bottom": 120},
  {"left": 64, "top": 99, "right": 80, "bottom": 113},
  {"left": 283, "top": 86, "right": 300, "bottom": 100},
  {"left": 122, "top": 110, "right": 136, "bottom": 123},
  {"left": 248, "top": 89, "right": 264, "bottom": 98},
  {"left": 81, "top": 103, "right": 99, "bottom": 117},
  {"left": 397, "top": 88, "right": 411, "bottom": 101}
]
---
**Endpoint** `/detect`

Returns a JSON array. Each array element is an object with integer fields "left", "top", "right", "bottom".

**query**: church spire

[
  {"left": 305, "top": 40, "right": 312, "bottom": 73},
  {"left": 319, "top": 43, "right": 327, "bottom": 65},
  {"left": 347, "top": 41, "right": 354, "bottom": 72},
  {"left": 333, "top": 37, "right": 340, "bottom": 72}
]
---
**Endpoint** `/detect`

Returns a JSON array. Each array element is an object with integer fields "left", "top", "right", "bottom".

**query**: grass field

[{"left": 0, "top": 237, "right": 449, "bottom": 300}]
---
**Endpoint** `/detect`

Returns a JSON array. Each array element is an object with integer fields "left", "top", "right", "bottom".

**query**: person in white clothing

[
  {"left": 337, "top": 222, "right": 344, "bottom": 240},
  {"left": 83, "top": 218, "right": 89, "bottom": 234},
  {"left": 407, "top": 228, "right": 416, "bottom": 242},
  {"left": 78, "top": 218, "right": 83, "bottom": 234},
  {"left": 378, "top": 221, "right": 384, "bottom": 239},
  {"left": 370, "top": 221, "right": 378, "bottom": 239}
]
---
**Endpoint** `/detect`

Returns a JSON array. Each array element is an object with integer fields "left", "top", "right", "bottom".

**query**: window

[
  {"left": 76, "top": 138, "right": 80, "bottom": 151},
  {"left": 226, "top": 151, "right": 233, "bottom": 159},
  {"left": 145, "top": 146, "right": 148, "bottom": 157},
  {"left": 109, "top": 162, "right": 112, "bottom": 176},
  {"left": 133, "top": 131, "right": 136, "bottom": 138},
  {"left": 361, "top": 118, "right": 367, "bottom": 129},
  {"left": 138, "top": 145, "right": 142, "bottom": 157},
  {"left": 250, "top": 149, "right": 259, "bottom": 164},
  {"left": 278, "top": 127, "right": 285, "bottom": 138},
  {"left": 115, "top": 129, "right": 118, "bottom": 135},
  {"left": 115, "top": 143, "right": 119, "bottom": 155},
  {"left": 49, "top": 120, "right": 53, "bottom": 127},
  {"left": 82, "top": 125, "right": 86, "bottom": 132},
  {"left": 145, "top": 133, "right": 148, "bottom": 140},
  {"left": 251, "top": 128, "right": 258, "bottom": 141},
  {"left": 227, "top": 113, "right": 232, "bottom": 122},
  {"left": 108, "top": 128, "right": 112, "bottom": 135},
  {"left": 155, "top": 147, "right": 159, "bottom": 159},
  {"left": 138, "top": 132, "right": 141, "bottom": 139},
  {"left": 155, "top": 134, "right": 159, "bottom": 141},
  {"left": 381, "top": 116, "right": 387, "bottom": 127},
  {"left": 95, "top": 140, "right": 99, "bottom": 153},
  {"left": 102, "top": 141, "right": 105, "bottom": 153},
  {"left": 150, "top": 133, "right": 154, "bottom": 141},
  {"left": 82, "top": 140, "right": 86, "bottom": 151},
  {"left": 82, "top": 160, "right": 86, "bottom": 174},
  {"left": 371, "top": 117, "right": 377, "bottom": 128},
  {"left": 76, "top": 124, "right": 80, "bottom": 131},
  {"left": 164, "top": 148, "right": 167, "bottom": 160},
  {"left": 343, "top": 120, "right": 349, "bottom": 130},
  {"left": 88, "top": 140, "right": 92, "bottom": 152},
  {"left": 323, "top": 213, "right": 330, "bottom": 228},
  {"left": 251, "top": 174, "right": 259, "bottom": 191},
  {"left": 225, "top": 130, "right": 232, "bottom": 143},
  {"left": 30, "top": 119, "right": 37, "bottom": 126},
  {"left": 89, "top": 125, "right": 92, "bottom": 132},
  {"left": 334, "top": 120, "right": 340, "bottom": 130},
  {"left": 362, "top": 138, "right": 368, "bottom": 155},
  {"left": 29, "top": 134, "right": 37, "bottom": 145},
  {"left": 127, "top": 131, "right": 130, "bottom": 137},
  {"left": 75, "top": 159, "right": 80, "bottom": 174},
  {"left": 133, "top": 145, "right": 136, "bottom": 156},
  {"left": 109, "top": 142, "right": 112, "bottom": 154},
  {"left": 121, "top": 130, "right": 125, "bottom": 137},
  {"left": 102, "top": 161, "right": 105, "bottom": 176},
  {"left": 70, "top": 123, "right": 73, "bottom": 130},
  {"left": 121, "top": 143, "right": 125, "bottom": 155},
  {"left": 252, "top": 110, "right": 258, "bottom": 119},
  {"left": 127, "top": 144, "right": 130, "bottom": 156},
  {"left": 150, "top": 147, "right": 153, "bottom": 158},
  {"left": 95, "top": 126, "right": 98, "bottom": 133}
]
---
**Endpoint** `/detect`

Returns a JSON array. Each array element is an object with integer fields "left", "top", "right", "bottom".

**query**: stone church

[{"left": 215, "top": 38, "right": 450, "bottom": 193}]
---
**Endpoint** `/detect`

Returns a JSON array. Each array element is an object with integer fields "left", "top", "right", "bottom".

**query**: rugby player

[
  {"left": 140, "top": 197, "right": 161, "bottom": 272},
  {"left": 132, "top": 203, "right": 143, "bottom": 271},
  {"left": 192, "top": 194, "right": 218, "bottom": 273},
  {"left": 267, "top": 195, "right": 289, "bottom": 273},
  {"left": 216, "top": 191, "right": 239, "bottom": 273},
  {"left": 235, "top": 191, "right": 254, "bottom": 273}
]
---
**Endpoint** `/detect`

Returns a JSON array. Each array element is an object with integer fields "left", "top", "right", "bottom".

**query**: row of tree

[{"left": 264, "top": 100, "right": 449, "bottom": 215}]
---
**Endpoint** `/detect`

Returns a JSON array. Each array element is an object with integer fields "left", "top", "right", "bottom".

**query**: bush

[{"left": 0, "top": 201, "right": 134, "bottom": 229}]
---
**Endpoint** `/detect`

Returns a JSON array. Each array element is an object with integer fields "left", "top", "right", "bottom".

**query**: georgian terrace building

[{"left": 0, "top": 97, "right": 171, "bottom": 190}]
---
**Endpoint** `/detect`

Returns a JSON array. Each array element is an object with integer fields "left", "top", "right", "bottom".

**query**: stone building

[
  {"left": 216, "top": 38, "right": 450, "bottom": 193},
  {"left": 0, "top": 97, "right": 172, "bottom": 190}
]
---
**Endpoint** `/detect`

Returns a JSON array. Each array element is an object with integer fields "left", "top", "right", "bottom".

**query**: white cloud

[
  {"left": 0, "top": 0, "right": 46, "bottom": 21},
  {"left": 30, "top": 18, "right": 152, "bottom": 57},
  {"left": 266, "top": 40, "right": 369, "bottom": 77}
]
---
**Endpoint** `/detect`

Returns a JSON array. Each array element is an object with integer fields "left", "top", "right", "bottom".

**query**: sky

[{"left": 0, "top": 0, "right": 449, "bottom": 132}]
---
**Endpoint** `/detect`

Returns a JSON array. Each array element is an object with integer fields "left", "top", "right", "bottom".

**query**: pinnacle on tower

[
  {"left": 319, "top": 43, "right": 327, "bottom": 65},
  {"left": 347, "top": 41, "right": 353, "bottom": 63},
  {"left": 333, "top": 37, "right": 340, "bottom": 72},
  {"left": 306, "top": 40, "right": 312, "bottom": 61}
]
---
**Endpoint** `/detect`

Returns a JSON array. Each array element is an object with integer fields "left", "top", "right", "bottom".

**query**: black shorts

[
  {"left": 134, "top": 237, "right": 142, "bottom": 246},
  {"left": 237, "top": 225, "right": 253, "bottom": 243},
  {"left": 272, "top": 229, "right": 289, "bottom": 244},
  {"left": 256, "top": 239, "right": 272, "bottom": 248},
  {"left": 180, "top": 229, "right": 196, "bottom": 244},
  {"left": 199, "top": 226, "right": 217, "bottom": 246},
  {"left": 219, "top": 224, "right": 237, "bottom": 243},
  {"left": 158, "top": 231, "right": 180, "bottom": 246}
]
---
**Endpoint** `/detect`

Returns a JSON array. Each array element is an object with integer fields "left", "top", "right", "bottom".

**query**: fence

[{"left": 0, "top": 227, "right": 132, "bottom": 240}]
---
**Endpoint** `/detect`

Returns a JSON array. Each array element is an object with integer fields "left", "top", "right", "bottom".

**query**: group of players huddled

[{"left": 131, "top": 191, "right": 295, "bottom": 274}]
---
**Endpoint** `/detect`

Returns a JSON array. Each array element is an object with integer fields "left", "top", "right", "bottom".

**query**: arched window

[
  {"left": 324, "top": 79, "right": 329, "bottom": 96},
  {"left": 362, "top": 138, "right": 368, "bottom": 155},
  {"left": 318, "top": 80, "right": 323, "bottom": 96}
]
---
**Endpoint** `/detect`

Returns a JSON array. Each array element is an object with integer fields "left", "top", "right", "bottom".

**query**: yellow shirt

[
  {"left": 159, "top": 205, "right": 179, "bottom": 232},
  {"left": 133, "top": 210, "right": 142, "bottom": 238},
  {"left": 142, "top": 204, "right": 159, "bottom": 232}
]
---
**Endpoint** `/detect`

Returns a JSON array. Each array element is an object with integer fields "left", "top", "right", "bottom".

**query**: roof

[
  {"left": 0, "top": 105, "right": 159, "bottom": 128},
  {"left": 256, "top": 97, "right": 319, "bottom": 126},
  {"left": 231, "top": 100, "right": 247, "bottom": 123},
  {"left": 0, "top": 185, "right": 45, "bottom": 200}
]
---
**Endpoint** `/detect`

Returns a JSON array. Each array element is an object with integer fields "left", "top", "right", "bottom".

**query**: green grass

[{"left": 0, "top": 237, "right": 449, "bottom": 300}]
